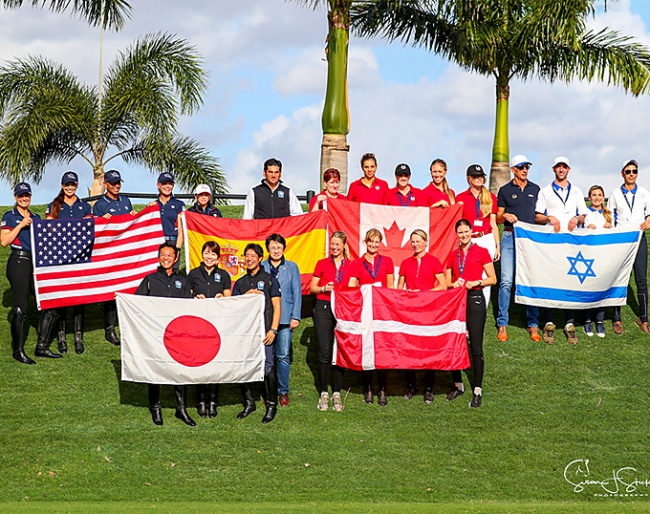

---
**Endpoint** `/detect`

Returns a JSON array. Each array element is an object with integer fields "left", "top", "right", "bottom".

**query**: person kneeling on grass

[{"left": 135, "top": 242, "right": 195, "bottom": 427}]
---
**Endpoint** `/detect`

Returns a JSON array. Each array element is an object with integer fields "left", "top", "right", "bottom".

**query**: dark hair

[
  {"left": 202, "top": 241, "right": 221, "bottom": 258},
  {"left": 455, "top": 219, "right": 472, "bottom": 231},
  {"left": 264, "top": 158, "right": 282, "bottom": 172},
  {"left": 244, "top": 243, "right": 264, "bottom": 258},
  {"left": 158, "top": 241, "right": 179, "bottom": 258},
  {"left": 360, "top": 153, "right": 377, "bottom": 167},
  {"left": 265, "top": 233, "right": 286, "bottom": 250},
  {"left": 49, "top": 189, "right": 66, "bottom": 219},
  {"left": 323, "top": 168, "right": 341, "bottom": 183}
]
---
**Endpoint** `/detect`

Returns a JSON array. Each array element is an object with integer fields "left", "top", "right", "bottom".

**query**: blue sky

[{"left": 1, "top": 0, "right": 650, "bottom": 204}]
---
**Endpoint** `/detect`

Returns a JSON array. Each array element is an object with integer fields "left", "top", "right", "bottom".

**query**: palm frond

[{"left": 0, "top": 0, "right": 132, "bottom": 29}]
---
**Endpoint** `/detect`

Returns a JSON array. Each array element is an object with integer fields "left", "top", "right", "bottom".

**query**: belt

[
  {"left": 503, "top": 227, "right": 513, "bottom": 232},
  {"left": 471, "top": 232, "right": 485, "bottom": 238},
  {"left": 11, "top": 249, "right": 31, "bottom": 258}
]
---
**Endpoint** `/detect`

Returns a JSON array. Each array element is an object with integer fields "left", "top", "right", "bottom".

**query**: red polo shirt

[
  {"left": 385, "top": 186, "right": 422, "bottom": 207},
  {"left": 421, "top": 183, "right": 456, "bottom": 207},
  {"left": 313, "top": 256, "right": 354, "bottom": 301},
  {"left": 350, "top": 255, "right": 395, "bottom": 287},
  {"left": 347, "top": 177, "right": 389, "bottom": 204},
  {"left": 308, "top": 191, "right": 347, "bottom": 212},
  {"left": 399, "top": 253, "right": 444, "bottom": 290},
  {"left": 446, "top": 244, "right": 492, "bottom": 287},
  {"left": 455, "top": 188, "right": 497, "bottom": 234}
]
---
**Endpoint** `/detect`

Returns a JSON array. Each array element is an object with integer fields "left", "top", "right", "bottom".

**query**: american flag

[{"left": 32, "top": 206, "right": 165, "bottom": 310}]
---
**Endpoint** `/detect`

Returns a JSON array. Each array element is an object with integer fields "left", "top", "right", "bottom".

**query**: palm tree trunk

[
  {"left": 489, "top": 78, "right": 510, "bottom": 194},
  {"left": 320, "top": 1, "right": 350, "bottom": 191}
]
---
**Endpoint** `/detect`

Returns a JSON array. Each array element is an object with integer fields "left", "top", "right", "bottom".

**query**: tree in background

[
  {"left": 293, "top": 0, "right": 352, "bottom": 192},
  {"left": 352, "top": 0, "right": 650, "bottom": 192},
  {"left": 0, "top": 33, "right": 226, "bottom": 196},
  {"left": 0, "top": 0, "right": 130, "bottom": 29}
]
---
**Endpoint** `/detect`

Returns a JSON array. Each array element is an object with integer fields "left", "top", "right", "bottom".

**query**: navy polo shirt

[
  {"left": 92, "top": 194, "right": 133, "bottom": 216},
  {"left": 497, "top": 179, "right": 540, "bottom": 228},
  {"left": 157, "top": 196, "right": 185, "bottom": 239},
  {"left": 1, "top": 208, "right": 41, "bottom": 251},
  {"left": 46, "top": 198, "right": 92, "bottom": 219}
]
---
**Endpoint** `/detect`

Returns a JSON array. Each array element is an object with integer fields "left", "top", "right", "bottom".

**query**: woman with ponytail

[{"left": 421, "top": 158, "right": 456, "bottom": 208}]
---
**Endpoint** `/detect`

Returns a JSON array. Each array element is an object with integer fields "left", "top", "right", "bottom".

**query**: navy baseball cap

[
  {"left": 157, "top": 172, "right": 174, "bottom": 184},
  {"left": 395, "top": 163, "right": 411, "bottom": 176},
  {"left": 104, "top": 170, "right": 123, "bottom": 185},
  {"left": 13, "top": 182, "right": 32, "bottom": 195},
  {"left": 61, "top": 171, "right": 79, "bottom": 185}
]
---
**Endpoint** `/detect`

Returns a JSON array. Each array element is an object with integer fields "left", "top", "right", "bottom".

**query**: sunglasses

[
  {"left": 515, "top": 164, "right": 531, "bottom": 170},
  {"left": 624, "top": 168, "right": 638, "bottom": 175}
]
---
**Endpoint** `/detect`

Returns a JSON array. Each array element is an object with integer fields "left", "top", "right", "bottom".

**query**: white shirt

[
  {"left": 608, "top": 184, "right": 650, "bottom": 227},
  {"left": 535, "top": 181, "right": 589, "bottom": 231},
  {"left": 584, "top": 207, "right": 608, "bottom": 229}
]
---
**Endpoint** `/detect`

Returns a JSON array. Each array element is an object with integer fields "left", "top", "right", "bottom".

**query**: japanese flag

[{"left": 117, "top": 293, "right": 265, "bottom": 385}]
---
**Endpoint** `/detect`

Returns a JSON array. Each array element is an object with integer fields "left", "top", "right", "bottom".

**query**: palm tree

[
  {"left": 1, "top": 0, "right": 131, "bottom": 29},
  {"left": 352, "top": 0, "right": 650, "bottom": 192},
  {"left": 292, "top": 0, "right": 352, "bottom": 191},
  {"left": 0, "top": 33, "right": 226, "bottom": 197}
]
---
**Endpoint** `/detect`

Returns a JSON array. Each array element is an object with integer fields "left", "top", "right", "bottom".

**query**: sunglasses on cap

[{"left": 624, "top": 168, "right": 638, "bottom": 175}]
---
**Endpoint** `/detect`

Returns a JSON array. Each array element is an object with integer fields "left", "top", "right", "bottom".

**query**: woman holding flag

[
  {"left": 445, "top": 219, "right": 496, "bottom": 409},
  {"left": 349, "top": 229, "right": 395, "bottom": 407},
  {"left": 309, "top": 168, "right": 346, "bottom": 212},
  {"left": 310, "top": 231, "right": 354, "bottom": 412},
  {"left": 398, "top": 229, "right": 447, "bottom": 403},
  {"left": 43, "top": 171, "right": 93, "bottom": 355},
  {"left": 188, "top": 241, "right": 232, "bottom": 419}
]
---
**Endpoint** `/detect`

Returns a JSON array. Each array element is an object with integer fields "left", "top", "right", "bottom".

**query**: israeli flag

[{"left": 514, "top": 222, "right": 642, "bottom": 309}]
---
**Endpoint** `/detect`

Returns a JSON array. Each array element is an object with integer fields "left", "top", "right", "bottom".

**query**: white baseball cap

[
  {"left": 511, "top": 155, "right": 532, "bottom": 168},
  {"left": 553, "top": 156, "right": 570, "bottom": 167},
  {"left": 193, "top": 184, "right": 212, "bottom": 196}
]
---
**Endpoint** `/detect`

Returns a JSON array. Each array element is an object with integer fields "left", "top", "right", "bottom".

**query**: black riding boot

[
  {"left": 237, "top": 384, "right": 256, "bottom": 419},
  {"left": 73, "top": 305, "right": 85, "bottom": 354},
  {"left": 262, "top": 366, "right": 278, "bottom": 424},
  {"left": 35, "top": 310, "right": 62, "bottom": 358},
  {"left": 11, "top": 308, "right": 35, "bottom": 365},
  {"left": 174, "top": 386, "right": 196, "bottom": 426},
  {"left": 148, "top": 384, "right": 163, "bottom": 426},
  {"left": 56, "top": 308, "right": 67, "bottom": 354},
  {"left": 104, "top": 301, "right": 120, "bottom": 346},
  {"left": 208, "top": 384, "right": 220, "bottom": 418},
  {"left": 196, "top": 385, "right": 207, "bottom": 418}
]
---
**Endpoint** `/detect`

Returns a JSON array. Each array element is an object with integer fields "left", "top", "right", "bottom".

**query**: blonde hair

[
  {"left": 364, "top": 228, "right": 383, "bottom": 243},
  {"left": 588, "top": 185, "right": 613, "bottom": 225},
  {"left": 478, "top": 185, "right": 493, "bottom": 218},
  {"left": 330, "top": 230, "right": 349, "bottom": 258},
  {"left": 430, "top": 158, "right": 455, "bottom": 205},
  {"left": 410, "top": 229, "right": 428, "bottom": 242}
]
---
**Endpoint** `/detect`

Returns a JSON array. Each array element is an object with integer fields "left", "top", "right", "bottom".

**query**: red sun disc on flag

[{"left": 163, "top": 315, "right": 221, "bottom": 367}]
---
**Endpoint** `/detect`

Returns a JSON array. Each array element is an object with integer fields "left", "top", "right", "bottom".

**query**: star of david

[{"left": 566, "top": 251, "right": 596, "bottom": 284}]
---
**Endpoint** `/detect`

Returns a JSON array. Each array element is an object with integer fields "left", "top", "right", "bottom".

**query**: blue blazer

[{"left": 261, "top": 258, "right": 302, "bottom": 325}]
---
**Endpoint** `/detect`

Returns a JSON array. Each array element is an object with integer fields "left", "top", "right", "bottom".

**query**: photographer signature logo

[{"left": 564, "top": 459, "right": 650, "bottom": 497}]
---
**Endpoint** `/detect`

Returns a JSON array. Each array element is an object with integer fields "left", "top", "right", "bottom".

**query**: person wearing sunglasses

[
  {"left": 495, "top": 155, "right": 541, "bottom": 343},
  {"left": 607, "top": 159, "right": 650, "bottom": 334},
  {"left": 535, "top": 156, "right": 589, "bottom": 345}
]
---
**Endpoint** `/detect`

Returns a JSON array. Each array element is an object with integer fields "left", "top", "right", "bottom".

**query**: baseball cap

[
  {"left": 157, "top": 172, "right": 174, "bottom": 184},
  {"left": 466, "top": 164, "right": 486, "bottom": 177},
  {"left": 511, "top": 155, "right": 532, "bottom": 168},
  {"left": 61, "top": 171, "right": 79, "bottom": 185},
  {"left": 553, "top": 156, "right": 570, "bottom": 167},
  {"left": 394, "top": 163, "right": 411, "bottom": 176},
  {"left": 621, "top": 159, "right": 638, "bottom": 171},
  {"left": 13, "top": 182, "right": 32, "bottom": 196},
  {"left": 104, "top": 170, "right": 123, "bottom": 185},
  {"left": 194, "top": 184, "right": 212, "bottom": 196}
]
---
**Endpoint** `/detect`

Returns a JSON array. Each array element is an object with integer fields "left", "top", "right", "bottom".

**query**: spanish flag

[{"left": 183, "top": 211, "right": 328, "bottom": 294}]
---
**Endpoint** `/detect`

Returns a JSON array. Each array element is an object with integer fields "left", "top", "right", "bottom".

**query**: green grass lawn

[{"left": 1, "top": 204, "right": 649, "bottom": 512}]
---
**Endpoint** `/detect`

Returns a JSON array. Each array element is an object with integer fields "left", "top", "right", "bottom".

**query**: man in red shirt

[
  {"left": 386, "top": 163, "right": 422, "bottom": 207},
  {"left": 347, "top": 153, "right": 389, "bottom": 204}
]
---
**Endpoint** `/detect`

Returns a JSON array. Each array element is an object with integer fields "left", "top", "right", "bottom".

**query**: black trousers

[
  {"left": 614, "top": 232, "right": 648, "bottom": 323},
  {"left": 452, "top": 290, "right": 486, "bottom": 389},
  {"left": 6, "top": 253, "right": 34, "bottom": 313},
  {"left": 313, "top": 300, "right": 344, "bottom": 393}
]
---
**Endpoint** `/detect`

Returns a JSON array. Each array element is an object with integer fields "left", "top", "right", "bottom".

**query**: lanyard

[
  {"left": 621, "top": 184, "right": 637, "bottom": 214},
  {"left": 363, "top": 255, "right": 383, "bottom": 281},
  {"left": 475, "top": 196, "right": 481, "bottom": 219},
  {"left": 398, "top": 190, "right": 414, "bottom": 206},
  {"left": 552, "top": 182, "right": 571, "bottom": 206},
  {"left": 331, "top": 255, "right": 346, "bottom": 284},
  {"left": 457, "top": 244, "right": 473, "bottom": 278}
]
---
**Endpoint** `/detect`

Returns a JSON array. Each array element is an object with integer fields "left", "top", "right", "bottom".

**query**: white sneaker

[
  {"left": 317, "top": 392, "right": 329, "bottom": 411},
  {"left": 332, "top": 392, "right": 344, "bottom": 412}
]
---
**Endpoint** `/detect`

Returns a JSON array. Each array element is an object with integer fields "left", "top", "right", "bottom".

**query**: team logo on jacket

[
  {"left": 175, "top": 280, "right": 183, "bottom": 289},
  {"left": 215, "top": 274, "right": 221, "bottom": 282},
  {"left": 257, "top": 281, "right": 265, "bottom": 290},
  {"left": 278, "top": 191, "right": 285, "bottom": 198}
]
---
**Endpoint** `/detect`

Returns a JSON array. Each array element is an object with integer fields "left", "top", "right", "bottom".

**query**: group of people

[{"left": 3, "top": 152, "right": 648, "bottom": 424}]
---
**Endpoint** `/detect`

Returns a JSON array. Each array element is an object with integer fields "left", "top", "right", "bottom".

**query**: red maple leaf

[{"left": 383, "top": 221, "right": 407, "bottom": 249}]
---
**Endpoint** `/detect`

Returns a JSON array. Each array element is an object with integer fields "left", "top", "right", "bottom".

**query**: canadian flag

[
  {"left": 116, "top": 293, "right": 265, "bottom": 385},
  {"left": 333, "top": 285, "right": 470, "bottom": 371},
  {"left": 327, "top": 199, "right": 462, "bottom": 271}
]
